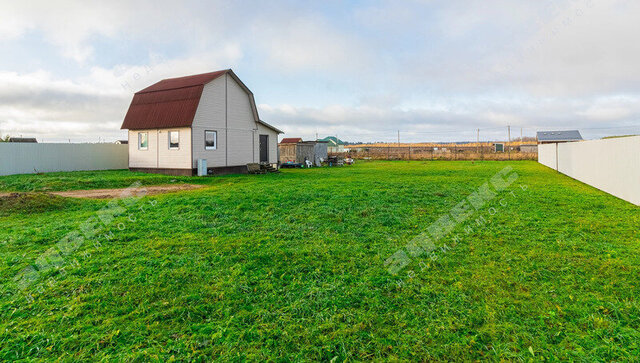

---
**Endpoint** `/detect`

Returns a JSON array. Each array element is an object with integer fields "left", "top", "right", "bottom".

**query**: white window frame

[
  {"left": 138, "top": 132, "right": 148, "bottom": 150},
  {"left": 205, "top": 130, "right": 217, "bottom": 150},
  {"left": 168, "top": 130, "right": 180, "bottom": 150}
]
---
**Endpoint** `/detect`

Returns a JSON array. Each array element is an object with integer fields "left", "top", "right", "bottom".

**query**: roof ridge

[
  {"left": 158, "top": 69, "right": 230, "bottom": 82},
  {"left": 135, "top": 83, "right": 204, "bottom": 95}
]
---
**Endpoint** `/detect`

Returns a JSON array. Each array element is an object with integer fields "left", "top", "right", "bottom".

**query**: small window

[
  {"left": 138, "top": 132, "right": 148, "bottom": 150},
  {"left": 205, "top": 130, "right": 217, "bottom": 150},
  {"left": 168, "top": 131, "right": 179, "bottom": 149}
]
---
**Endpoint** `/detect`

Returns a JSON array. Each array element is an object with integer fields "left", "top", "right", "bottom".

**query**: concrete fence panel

[
  {"left": 538, "top": 136, "right": 640, "bottom": 205},
  {"left": 537, "top": 143, "right": 557, "bottom": 170},
  {"left": 0, "top": 143, "right": 128, "bottom": 176}
]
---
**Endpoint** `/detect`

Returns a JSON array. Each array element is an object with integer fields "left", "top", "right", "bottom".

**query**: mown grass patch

[
  {"left": 0, "top": 170, "right": 222, "bottom": 192},
  {"left": 0, "top": 161, "right": 638, "bottom": 360}
]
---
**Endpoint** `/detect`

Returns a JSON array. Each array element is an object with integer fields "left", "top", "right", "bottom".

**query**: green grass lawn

[{"left": 1, "top": 161, "right": 638, "bottom": 360}]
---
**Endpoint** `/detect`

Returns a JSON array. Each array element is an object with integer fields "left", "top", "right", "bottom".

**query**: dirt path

[{"left": 51, "top": 184, "right": 206, "bottom": 199}]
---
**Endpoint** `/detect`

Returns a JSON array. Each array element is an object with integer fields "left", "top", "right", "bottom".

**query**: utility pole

[
  {"left": 476, "top": 128, "right": 480, "bottom": 154},
  {"left": 397, "top": 130, "right": 400, "bottom": 147},
  {"left": 507, "top": 125, "right": 511, "bottom": 160},
  {"left": 520, "top": 127, "right": 523, "bottom": 143}
]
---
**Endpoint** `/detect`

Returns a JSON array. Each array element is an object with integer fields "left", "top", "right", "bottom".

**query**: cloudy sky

[{"left": 1, "top": 0, "right": 639, "bottom": 143}]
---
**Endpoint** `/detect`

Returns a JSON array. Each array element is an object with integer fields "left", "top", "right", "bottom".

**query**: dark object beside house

[
  {"left": 280, "top": 161, "right": 303, "bottom": 168},
  {"left": 247, "top": 163, "right": 279, "bottom": 174},
  {"left": 326, "top": 156, "right": 344, "bottom": 166}
]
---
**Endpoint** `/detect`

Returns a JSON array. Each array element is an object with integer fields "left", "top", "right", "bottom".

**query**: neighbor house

[
  {"left": 121, "top": 70, "right": 282, "bottom": 175},
  {"left": 318, "top": 136, "right": 345, "bottom": 153},
  {"left": 536, "top": 130, "right": 583, "bottom": 144},
  {"left": 279, "top": 137, "right": 303, "bottom": 144}
]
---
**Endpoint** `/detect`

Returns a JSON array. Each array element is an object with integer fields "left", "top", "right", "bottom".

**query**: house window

[
  {"left": 168, "top": 131, "right": 179, "bottom": 149},
  {"left": 138, "top": 132, "right": 148, "bottom": 150},
  {"left": 205, "top": 130, "right": 217, "bottom": 150}
]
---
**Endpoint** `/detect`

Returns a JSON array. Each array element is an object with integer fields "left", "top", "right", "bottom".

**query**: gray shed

[
  {"left": 312, "top": 141, "right": 328, "bottom": 166},
  {"left": 295, "top": 141, "right": 328, "bottom": 166}
]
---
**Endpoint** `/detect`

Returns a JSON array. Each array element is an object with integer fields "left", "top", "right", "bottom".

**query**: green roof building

[{"left": 317, "top": 136, "right": 345, "bottom": 152}]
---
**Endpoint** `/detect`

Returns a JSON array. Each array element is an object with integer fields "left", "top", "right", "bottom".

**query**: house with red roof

[
  {"left": 279, "top": 137, "right": 303, "bottom": 144},
  {"left": 121, "top": 69, "right": 282, "bottom": 175}
]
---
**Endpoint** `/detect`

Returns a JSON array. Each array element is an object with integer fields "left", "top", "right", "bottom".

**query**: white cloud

[
  {"left": 1, "top": 0, "right": 640, "bottom": 142},
  {"left": 0, "top": 47, "right": 245, "bottom": 141},
  {"left": 250, "top": 16, "right": 371, "bottom": 74}
]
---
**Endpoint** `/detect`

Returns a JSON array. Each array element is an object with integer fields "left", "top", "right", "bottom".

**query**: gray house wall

[{"left": 191, "top": 73, "right": 277, "bottom": 168}]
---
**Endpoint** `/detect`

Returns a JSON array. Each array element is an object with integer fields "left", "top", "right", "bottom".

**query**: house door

[{"left": 259, "top": 135, "right": 269, "bottom": 163}]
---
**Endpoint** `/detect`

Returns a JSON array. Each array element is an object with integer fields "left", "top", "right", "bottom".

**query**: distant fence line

[
  {"left": 339, "top": 145, "right": 537, "bottom": 161},
  {"left": 538, "top": 136, "right": 640, "bottom": 206},
  {"left": 0, "top": 143, "right": 128, "bottom": 176}
]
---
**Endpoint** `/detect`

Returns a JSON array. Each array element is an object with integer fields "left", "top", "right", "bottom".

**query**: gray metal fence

[{"left": 0, "top": 143, "right": 128, "bottom": 176}]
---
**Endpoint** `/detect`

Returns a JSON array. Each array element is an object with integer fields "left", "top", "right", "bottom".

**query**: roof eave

[{"left": 258, "top": 120, "right": 284, "bottom": 134}]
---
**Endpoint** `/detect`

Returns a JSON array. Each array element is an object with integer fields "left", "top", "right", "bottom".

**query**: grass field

[{"left": 1, "top": 161, "right": 639, "bottom": 360}]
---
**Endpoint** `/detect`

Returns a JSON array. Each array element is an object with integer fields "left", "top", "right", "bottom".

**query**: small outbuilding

[
  {"left": 537, "top": 130, "right": 582, "bottom": 144},
  {"left": 8, "top": 137, "right": 37, "bottom": 143},
  {"left": 278, "top": 139, "right": 328, "bottom": 166},
  {"left": 519, "top": 144, "right": 538, "bottom": 153},
  {"left": 121, "top": 69, "right": 283, "bottom": 175}
]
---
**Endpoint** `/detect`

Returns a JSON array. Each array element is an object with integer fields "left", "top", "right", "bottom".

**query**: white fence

[
  {"left": 538, "top": 136, "right": 640, "bottom": 205},
  {"left": 0, "top": 143, "right": 128, "bottom": 176}
]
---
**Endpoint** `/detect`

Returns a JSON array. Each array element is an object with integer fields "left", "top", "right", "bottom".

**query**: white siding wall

[
  {"left": 0, "top": 143, "right": 128, "bottom": 176},
  {"left": 128, "top": 127, "right": 191, "bottom": 169},
  {"left": 226, "top": 74, "right": 257, "bottom": 165},
  {"left": 158, "top": 127, "right": 191, "bottom": 169},
  {"left": 192, "top": 76, "right": 227, "bottom": 167},
  {"left": 128, "top": 129, "right": 158, "bottom": 168},
  {"left": 538, "top": 136, "right": 640, "bottom": 205}
]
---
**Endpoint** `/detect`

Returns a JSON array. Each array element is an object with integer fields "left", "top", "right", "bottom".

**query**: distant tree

[{"left": 0, "top": 134, "right": 9, "bottom": 142}]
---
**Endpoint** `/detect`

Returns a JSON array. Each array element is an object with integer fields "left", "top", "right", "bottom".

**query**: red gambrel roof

[
  {"left": 121, "top": 70, "right": 229, "bottom": 130},
  {"left": 280, "top": 138, "right": 303, "bottom": 144}
]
